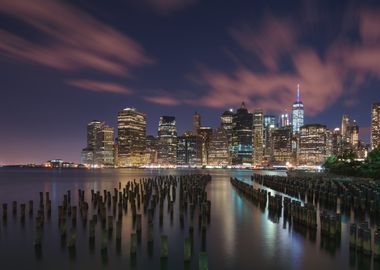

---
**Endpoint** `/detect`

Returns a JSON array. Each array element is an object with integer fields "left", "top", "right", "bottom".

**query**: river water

[{"left": 0, "top": 168, "right": 377, "bottom": 270}]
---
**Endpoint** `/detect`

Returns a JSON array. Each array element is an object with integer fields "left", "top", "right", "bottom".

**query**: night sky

[{"left": 1, "top": 0, "right": 380, "bottom": 164}]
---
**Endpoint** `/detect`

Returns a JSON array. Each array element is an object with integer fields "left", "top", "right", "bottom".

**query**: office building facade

[
  {"left": 117, "top": 108, "right": 147, "bottom": 167},
  {"left": 371, "top": 103, "right": 380, "bottom": 150},
  {"left": 157, "top": 116, "right": 177, "bottom": 165},
  {"left": 298, "top": 124, "right": 328, "bottom": 165}
]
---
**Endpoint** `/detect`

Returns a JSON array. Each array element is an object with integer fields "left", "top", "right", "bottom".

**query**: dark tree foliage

[
  {"left": 323, "top": 149, "right": 362, "bottom": 177},
  {"left": 361, "top": 146, "right": 380, "bottom": 179}
]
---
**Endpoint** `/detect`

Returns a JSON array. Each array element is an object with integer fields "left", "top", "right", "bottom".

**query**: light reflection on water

[{"left": 0, "top": 168, "right": 377, "bottom": 270}]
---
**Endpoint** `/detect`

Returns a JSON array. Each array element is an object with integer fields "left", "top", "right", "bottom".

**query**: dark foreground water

[{"left": 0, "top": 168, "right": 378, "bottom": 270}]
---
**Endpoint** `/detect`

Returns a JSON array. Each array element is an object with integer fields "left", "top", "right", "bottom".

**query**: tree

[
  {"left": 361, "top": 146, "right": 380, "bottom": 179},
  {"left": 323, "top": 150, "right": 361, "bottom": 177}
]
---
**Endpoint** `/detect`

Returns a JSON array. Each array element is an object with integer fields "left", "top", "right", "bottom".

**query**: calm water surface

[{"left": 0, "top": 168, "right": 377, "bottom": 270}]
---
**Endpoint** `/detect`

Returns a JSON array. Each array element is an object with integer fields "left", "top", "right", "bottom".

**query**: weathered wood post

[
  {"left": 160, "top": 235, "right": 168, "bottom": 259},
  {"left": 198, "top": 252, "right": 208, "bottom": 270}
]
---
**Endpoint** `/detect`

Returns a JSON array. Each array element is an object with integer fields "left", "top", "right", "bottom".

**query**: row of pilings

[
  {"left": 0, "top": 174, "right": 212, "bottom": 269},
  {"left": 251, "top": 174, "right": 380, "bottom": 217},
  {"left": 231, "top": 176, "right": 380, "bottom": 260}
]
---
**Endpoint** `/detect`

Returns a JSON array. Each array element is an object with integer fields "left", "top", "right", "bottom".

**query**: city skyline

[
  {"left": 76, "top": 96, "right": 371, "bottom": 168},
  {"left": 1, "top": 0, "right": 380, "bottom": 164}
]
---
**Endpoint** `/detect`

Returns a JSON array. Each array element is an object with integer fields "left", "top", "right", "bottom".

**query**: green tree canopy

[{"left": 361, "top": 146, "right": 380, "bottom": 179}]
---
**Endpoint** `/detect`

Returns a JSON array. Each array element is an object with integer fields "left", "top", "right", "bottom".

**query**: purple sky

[{"left": 0, "top": 0, "right": 380, "bottom": 164}]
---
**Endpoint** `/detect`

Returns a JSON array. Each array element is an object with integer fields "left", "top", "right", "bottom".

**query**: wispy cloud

[
  {"left": 66, "top": 80, "right": 132, "bottom": 95},
  {"left": 132, "top": 0, "right": 198, "bottom": 15},
  {"left": 0, "top": 0, "right": 152, "bottom": 76},
  {"left": 191, "top": 50, "right": 343, "bottom": 116},
  {"left": 144, "top": 95, "right": 181, "bottom": 105},
  {"left": 229, "top": 17, "right": 297, "bottom": 71},
  {"left": 179, "top": 7, "right": 380, "bottom": 116}
]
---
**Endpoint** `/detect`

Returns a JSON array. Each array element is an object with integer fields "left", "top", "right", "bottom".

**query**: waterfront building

[
  {"left": 270, "top": 126, "right": 293, "bottom": 165},
  {"left": 177, "top": 134, "right": 202, "bottom": 166},
  {"left": 157, "top": 116, "right": 177, "bottom": 165},
  {"left": 94, "top": 124, "right": 115, "bottom": 166},
  {"left": 81, "top": 120, "right": 103, "bottom": 165},
  {"left": 292, "top": 84, "right": 304, "bottom": 134},
  {"left": 331, "top": 128, "right": 343, "bottom": 156},
  {"left": 263, "top": 115, "right": 276, "bottom": 161},
  {"left": 117, "top": 108, "right": 147, "bottom": 167},
  {"left": 81, "top": 120, "right": 114, "bottom": 166},
  {"left": 87, "top": 120, "right": 103, "bottom": 149},
  {"left": 208, "top": 128, "right": 230, "bottom": 166},
  {"left": 298, "top": 124, "right": 328, "bottom": 165},
  {"left": 231, "top": 103, "right": 253, "bottom": 165},
  {"left": 325, "top": 129, "right": 333, "bottom": 157},
  {"left": 114, "top": 138, "right": 119, "bottom": 166},
  {"left": 146, "top": 135, "right": 158, "bottom": 164},
  {"left": 81, "top": 149, "right": 94, "bottom": 165},
  {"left": 371, "top": 103, "right": 380, "bottom": 150},
  {"left": 221, "top": 109, "right": 235, "bottom": 160},
  {"left": 193, "top": 112, "right": 201, "bottom": 135},
  {"left": 199, "top": 127, "right": 212, "bottom": 165},
  {"left": 253, "top": 110, "right": 264, "bottom": 166}
]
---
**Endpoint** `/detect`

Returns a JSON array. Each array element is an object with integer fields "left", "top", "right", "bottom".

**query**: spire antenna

[{"left": 297, "top": 83, "right": 300, "bottom": 102}]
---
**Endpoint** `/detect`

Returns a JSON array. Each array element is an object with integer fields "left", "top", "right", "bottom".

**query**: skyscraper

[
  {"left": 199, "top": 126, "right": 212, "bottom": 165},
  {"left": 263, "top": 115, "right": 276, "bottom": 160},
  {"left": 193, "top": 112, "right": 201, "bottom": 135},
  {"left": 292, "top": 84, "right": 304, "bottom": 134},
  {"left": 221, "top": 109, "right": 235, "bottom": 137},
  {"left": 350, "top": 120, "right": 359, "bottom": 148},
  {"left": 177, "top": 134, "right": 202, "bottom": 166},
  {"left": 232, "top": 102, "right": 253, "bottom": 165},
  {"left": 341, "top": 114, "right": 350, "bottom": 144},
  {"left": 81, "top": 120, "right": 114, "bottom": 166},
  {"left": 87, "top": 120, "right": 103, "bottom": 150},
  {"left": 253, "top": 110, "right": 264, "bottom": 166},
  {"left": 371, "top": 103, "right": 380, "bottom": 150},
  {"left": 81, "top": 120, "right": 103, "bottom": 165},
  {"left": 208, "top": 128, "right": 230, "bottom": 166},
  {"left": 270, "top": 126, "right": 293, "bottom": 165},
  {"left": 146, "top": 135, "right": 158, "bottom": 164},
  {"left": 117, "top": 108, "right": 147, "bottom": 167},
  {"left": 95, "top": 124, "right": 115, "bottom": 166},
  {"left": 279, "top": 112, "right": 290, "bottom": 127},
  {"left": 221, "top": 109, "right": 235, "bottom": 161},
  {"left": 298, "top": 124, "right": 328, "bottom": 165},
  {"left": 331, "top": 128, "right": 343, "bottom": 156},
  {"left": 157, "top": 116, "right": 177, "bottom": 165}
]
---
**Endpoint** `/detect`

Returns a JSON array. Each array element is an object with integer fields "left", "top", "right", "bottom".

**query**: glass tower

[
  {"left": 157, "top": 116, "right": 177, "bottom": 165},
  {"left": 292, "top": 84, "right": 304, "bottom": 134}
]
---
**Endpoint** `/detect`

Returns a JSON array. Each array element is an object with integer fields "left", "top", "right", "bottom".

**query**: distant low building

[{"left": 47, "top": 159, "right": 76, "bottom": 168}]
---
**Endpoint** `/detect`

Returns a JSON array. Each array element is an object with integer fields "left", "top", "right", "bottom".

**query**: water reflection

[{"left": 0, "top": 168, "right": 376, "bottom": 270}]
